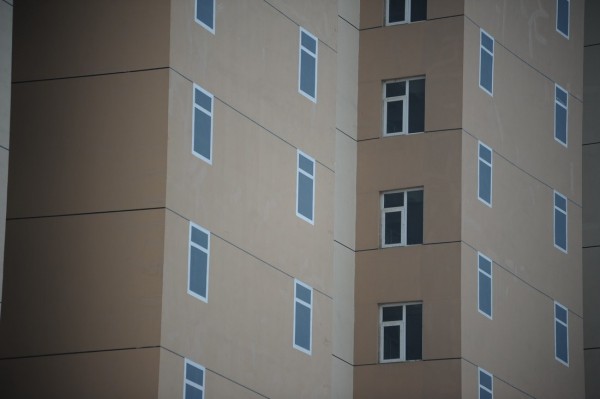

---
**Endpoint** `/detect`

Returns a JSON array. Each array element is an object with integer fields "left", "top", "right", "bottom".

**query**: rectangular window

[
  {"left": 386, "top": 0, "right": 427, "bottom": 25},
  {"left": 195, "top": 0, "right": 215, "bottom": 33},
  {"left": 380, "top": 303, "right": 422, "bottom": 362},
  {"left": 293, "top": 280, "right": 313, "bottom": 354},
  {"left": 381, "top": 189, "right": 424, "bottom": 247},
  {"left": 192, "top": 84, "right": 214, "bottom": 164},
  {"left": 478, "top": 142, "right": 493, "bottom": 206},
  {"left": 299, "top": 28, "right": 318, "bottom": 102},
  {"left": 296, "top": 150, "right": 315, "bottom": 224},
  {"left": 555, "top": 301, "right": 569, "bottom": 366},
  {"left": 188, "top": 222, "right": 210, "bottom": 302},
  {"left": 479, "top": 29, "right": 494, "bottom": 96},
  {"left": 479, "top": 368, "right": 493, "bottom": 399},
  {"left": 556, "top": 0, "right": 569, "bottom": 38},
  {"left": 184, "top": 359, "right": 205, "bottom": 399},
  {"left": 554, "top": 191, "right": 567, "bottom": 253},
  {"left": 383, "top": 77, "right": 425, "bottom": 136},
  {"left": 478, "top": 253, "right": 493, "bottom": 319},
  {"left": 555, "top": 84, "right": 568, "bottom": 146}
]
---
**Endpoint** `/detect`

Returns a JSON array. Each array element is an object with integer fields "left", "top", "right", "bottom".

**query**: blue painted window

[
  {"left": 479, "top": 368, "right": 493, "bottom": 399},
  {"left": 184, "top": 359, "right": 205, "bottom": 399},
  {"left": 297, "top": 150, "right": 315, "bottom": 224},
  {"left": 478, "top": 142, "right": 492, "bottom": 206},
  {"left": 193, "top": 84, "right": 213, "bottom": 164},
  {"left": 299, "top": 28, "right": 318, "bottom": 102},
  {"left": 195, "top": 0, "right": 215, "bottom": 33},
  {"left": 189, "top": 223, "right": 210, "bottom": 302},
  {"left": 478, "top": 253, "right": 493, "bottom": 319},
  {"left": 556, "top": 0, "right": 569, "bottom": 38},
  {"left": 555, "top": 84, "right": 568, "bottom": 146},
  {"left": 554, "top": 191, "right": 567, "bottom": 252},
  {"left": 294, "top": 280, "right": 313, "bottom": 354},
  {"left": 386, "top": 0, "right": 427, "bottom": 25},
  {"left": 479, "top": 30, "right": 494, "bottom": 95},
  {"left": 555, "top": 302, "right": 569, "bottom": 365}
]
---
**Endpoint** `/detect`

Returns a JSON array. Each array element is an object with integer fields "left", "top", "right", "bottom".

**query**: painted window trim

[
  {"left": 184, "top": 358, "right": 205, "bottom": 399},
  {"left": 478, "top": 368, "right": 493, "bottom": 399},
  {"left": 293, "top": 279, "right": 313, "bottom": 355},
  {"left": 296, "top": 150, "right": 316, "bottom": 225},
  {"left": 381, "top": 188, "right": 423, "bottom": 248},
  {"left": 385, "top": 0, "right": 411, "bottom": 25},
  {"left": 379, "top": 302, "right": 422, "bottom": 363},
  {"left": 554, "top": 190, "right": 568, "bottom": 253},
  {"left": 554, "top": 301, "right": 570, "bottom": 366},
  {"left": 554, "top": 84, "right": 568, "bottom": 147},
  {"left": 479, "top": 29, "right": 494, "bottom": 96},
  {"left": 556, "top": 0, "right": 570, "bottom": 39},
  {"left": 194, "top": 0, "right": 215, "bottom": 34},
  {"left": 477, "top": 252, "right": 493, "bottom": 319},
  {"left": 188, "top": 221, "right": 211, "bottom": 303},
  {"left": 298, "top": 27, "right": 318, "bottom": 103},
  {"left": 478, "top": 141, "right": 493, "bottom": 207},
  {"left": 382, "top": 77, "right": 425, "bottom": 136},
  {"left": 192, "top": 83, "right": 214, "bottom": 165}
]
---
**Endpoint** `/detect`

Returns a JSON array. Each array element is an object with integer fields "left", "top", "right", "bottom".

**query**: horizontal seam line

[
  {"left": 583, "top": 244, "right": 600, "bottom": 249},
  {"left": 355, "top": 241, "right": 460, "bottom": 252},
  {"left": 0, "top": 345, "right": 160, "bottom": 361},
  {"left": 332, "top": 354, "right": 354, "bottom": 366},
  {"left": 584, "top": 347, "right": 600, "bottom": 350},
  {"left": 354, "top": 357, "right": 461, "bottom": 367},
  {"left": 584, "top": 43, "right": 600, "bottom": 48},
  {"left": 0, "top": 144, "right": 8, "bottom": 151},
  {"left": 357, "top": 128, "right": 462, "bottom": 142},
  {"left": 583, "top": 141, "right": 600, "bottom": 146},
  {"left": 334, "top": 239, "right": 356, "bottom": 252},
  {"left": 6, "top": 206, "right": 165, "bottom": 221},
  {"left": 358, "top": 14, "right": 464, "bottom": 31},
  {"left": 336, "top": 127, "right": 357, "bottom": 142},
  {"left": 1, "top": 0, "right": 12, "bottom": 6},
  {"left": 338, "top": 15, "right": 359, "bottom": 31},
  {"left": 12, "top": 66, "right": 170, "bottom": 85},
  {"left": 462, "top": 356, "right": 537, "bottom": 398}
]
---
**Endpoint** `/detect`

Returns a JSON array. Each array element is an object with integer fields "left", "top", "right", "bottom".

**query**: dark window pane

[
  {"left": 384, "top": 192, "right": 404, "bottom": 208},
  {"left": 481, "top": 32, "right": 494, "bottom": 52},
  {"left": 410, "top": 0, "right": 427, "bottom": 22},
  {"left": 301, "top": 32, "right": 317, "bottom": 54},
  {"left": 191, "top": 227, "right": 208, "bottom": 249},
  {"left": 555, "top": 105, "right": 567, "bottom": 144},
  {"left": 557, "top": 0, "right": 569, "bottom": 36},
  {"left": 556, "top": 87, "right": 567, "bottom": 105},
  {"left": 408, "top": 79, "right": 425, "bottom": 133},
  {"left": 407, "top": 190, "right": 423, "bottom": 245},
  {"left": 196, "top": 0, "right": 214, "bottom": 30},
  {"left": 555, "top": 209, "right": 567, "bottom": 250},
  {"left": 194, "top": 109, "right": 211, "bottom": 160},
  {"left": 298, "top": 173, "right": 314, "bottom": 221},
  {"left": 480, "top": 50, "right": 493, "bottom": 93},
  {"left": 479, "top": 272, "right": 492, "bottom": 316},
  {"left": 386, "top": 81, "right": 406, "bottom": 98},
  {"left": 385, "top": 211, "right": 403, "bottom": 245},
  {"left": 190, "top": 247, "right": 208, "bottom": 297},
  {"left": 298, "top": 155, "right": 314, "bottom": 175},
  {"left": 556, "top": 304, "right": 567, "bottom": 323},
  {"left": 479, "top": 255, "right": 492, "bottom": 275},
  {"left": 195, "top": 88, "right": 212, "bottom": 111},
  {"left": 300, "top": 51, "right": 316, "bottom": 99},
  {"left": 382, "top": 306, "right": 403, "bottom": 322},
  {"left": 555, "top": 193, "right": 567, "bottom": 211},
  {"left": 186, "top": 383, "right": 204, "bottom": 399},
  {"left": 479, "top": 162, "right": 491, "bottom": 204},
  {"left": 295, "top": 303, "right": 311, "bottom": 350},
  {"left": 479, "top": 388, "right": 492, "bottom": 399},
  {"left": 383, "top": 325, "right": 401, "bottom": 359},
  {"left": 388, "top": 0, "right": 406, "bottom": 23},
  {"left": 386, "top": 100, "right": 404, "bottom": 134},
  {"left": 479, "top": 144, "right": 492, "bottom": 163},
  {"left": 406, "top": 304, "right": 422, "bottom": 360},
  {"left": 479, "top": 370, "right": 492, "bottom": 389},
  {"left": 186, "top": 364, "right": 204, "bottom": 386},
  {"left": 556, "top": 323, "right": 568, "bottom": 362},
  {"left": 296, "top": 283, "right": 312, "bottom": 305}
]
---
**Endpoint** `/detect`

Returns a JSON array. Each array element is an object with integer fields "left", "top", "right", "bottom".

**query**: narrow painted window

[
  {"left": 294, "top": 280, "right": 313, "bottom": 354},
  {"left": 380, "top": 303, "right": 422, "bottom": 362},
  {"left": 478, "top": 142, "right": 493, "bottom": 206},
  {"left": 386, "top": 0, "right": 427, "bottom": 25},
  {"left": 478, "top": 253, "right": 493, "bottom": 319},
  {"left": 479, "top": 29, "right": 494, "bottom": 95},
  {"left": 479, "top": 368, "right": 493, "bottom": 399},
  {"left": 296, "top": 150, "right": 315, "bottom": 224},
  {"left": 383, "top": 77, "right": 425, "bottom": 136},
  {"left": 184, "top": 359, "right": 205, "bottom": 399},
  {"left": 554, "top": 191, "right": 568, "bottom": 253},
  {"left": 192, "top": 84, "right": 214, "bottom": 164},
  {"left": 189, "top": 222, "right": 210, "bottom": 302},
  {"left": 555, "top": 84, "right": 568, "bottom": 146},
  {"left": 555, "top": 301, "right": 569, "bottom": 366},
  {"left": 195, "top": 0, "right": 215, "bottom": 33},
  {"left": 299, "top": 28, "right": 318, "bottom": 102},
  {"left": 381, "top": 189, "right": 423, "bottom": 247},
  {"left": 556, "top": 0, "right": 569, "bottom": 38}
]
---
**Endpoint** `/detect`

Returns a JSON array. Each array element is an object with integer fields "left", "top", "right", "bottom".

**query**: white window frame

[
  {"left": 556, "top": 0, "right": 570, "bottom": 39},
  {"left": 379, "top": 302, "right": 421, "bottom": 363},
  {"left": 554, "top": 84, "right": 568, "bottom": 147},
  {"left": 293, "top": 279, "right": 313, "bottom": 355},
  {"left": 479, "top": 29, "right": 494, "bottom": 96},
  {"left": 554, "top": 190, "right": 568, "bottom": 253},
  {"left": 478, "top": 252, "right": 493, "bottom": 319},
  {"left": 381, "top": 188, "right": 422, "bottom": 248},
  {"left": 192, "top": 83, "right": 214, "bottom": 165},
  {"left": 478, "top": 141, "right": 493, "bottom": 207},
  {"left": 554, "top": 301, "right": 569, "bottom": 366},
  {"left": 183, "top": 358, "right": 205, "bottom": 399},
  {"left": 385, "top": 0, "right": 411, "bottom": 25},
  {"left": 382, "top": 77, "right": 426, "bottom": 136},
  {"left": 478, "top": 368, "right": 493, "bottom": 399},
  {"left": 195, "top": 0, "right": 215, "bottom": 34},
  {"left": 296, "top": 150, "right": 315, "bottom": 225},
  {"left": 188, "top": 222, "right": 210, "bottom": 303},
  {"left": 298, "top": 27, "right": 318, "bottom": 103}
]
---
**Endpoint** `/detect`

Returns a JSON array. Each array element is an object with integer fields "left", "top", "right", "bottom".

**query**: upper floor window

[
  {"left": 380, "top": 303, "right": 422, "bottom": 362},
  {"left": 478, "top": 142, "right": 493, "bottom": 206},
  {"left": 478, "top": 252, "right": 493, "bottom": 319},
  {"left": 556, "top": 0, "right": 569, "bottom": 38},
  {"left": 383, "top": 77, "right": 425, "bottom": 136},
  {"left": 299, "top": 28, "right": 318, "bottom": 102},
  {"left": 192, "top": 84, "right": 214, "bottom": 164},
  {"left": 555, "top": 84, "right": 568, "bottom": 147},
  {"left": 296, "top": 150, "right": 315, "bottom": 224},
  {"left": 479, "top": 29, "right": 494, "bottom": 96},
  {"left": 554, "top": 301, "right": 569, "bottom": 366},
  {"left": 184, "top": 358, "right": 205, "bottom": 399},
  {"left": 293, "top": 280, "right": 313, "bottom": 354},
  {"left": 195, "top": 0, "right": 215, "bottom": 34},
  {"left": 189, "top": 222, "right": 210, "bottom": 302},
  {"left": 479, "top": 368, "right": 493, "bottom": 399},
  {"left": 386, "top": 0, "right": 427, "bottom": 25},
  {"left": 381, "top": 189, "right": 423, "bottom": 247},
  {"left": 554, "top": 191, "right": 567, "bottom": 253}
]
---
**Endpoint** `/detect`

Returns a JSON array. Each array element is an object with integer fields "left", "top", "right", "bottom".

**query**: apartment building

[{"left": 0, "top": 0, "right": 590, "bottom": 398}]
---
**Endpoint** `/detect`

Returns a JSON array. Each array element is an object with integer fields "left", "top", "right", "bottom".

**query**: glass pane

[
  {"left": 195, "top": 87, "right": 212, "bottom": 112},
  {"left": 406, "top": 304, "right": 422, "bottom": 360},
  {"left": 301, "top": 32, "right": 317, "bottom": 54},
  {"left": 410, "top": 0, "right": 427, "bottom": 22},
  {"left": 408, "top": 78, "right": 425, "bottom": 133},
  {"left": 196, "top": 0, "right": 214, "bottom": 29},
  {"left": 193, "top": 109, "right": 212, "bottom": 160},
  {"left": 300, "top": 51, "right": 316, "bottom": 99},
  {"left": 479, "top": 162, "right": 491, "bottom": 204},
  {"left": 386, "top": 81, "right": 406, "bottom": 98},
  {"left": 479, "top": 388, "right": 492, "bottom": 399},
  {"left": 555, "top": 105, "right": 567, "bottom": 144},
  {"left": 388, "top": 0, "right": 406, "bottom": 23},
  {"left": 295, "top": 303, "right": 311, "bottom": 350},
  {"left": 556, "top": 86, "right": 567, "bottom": 105},
  {"left": 479, "top": 144, "right": 492, "bottom": 164},
  {"left": 481, "top": 32, "right": 494, "bottom": 52},
  {"left": 383, "top": 325, "right": 401, "bottom": 360},
  {"left": 556, "top": 323, "right": 568, "bottom": 362},
  {"left": 185, "top": 383, "right": 204, "bottom": 399},
  {"left": 298, "top": 154, "right": 314, "bottom": 175},
  {"left": 407, "top": 190, "right": 423, "bottom": 245},
  {"left": 478, "top": 255, "right": 491, "bottom": 275},
  {"left": 555, "top": 209, "right": 567, "bottom": 250},
  {"left": 556, "top": 304, "right": 567, "bottom": 323},
  {"left": 479, "top": 370, "right": 492, "bottom": 389},
  {"left": 298, "top": 173, "right": 314, "bottom": 221},
  {"left": 382, "top": 306, "right": 403, "bottom": 322},
  {"left": 480, "top": 51, "right": 493, "bottom": 93},
  {"left": 386, "top": 100, "right": 404, "bottom": 134},
  {"left": 384, "top": 211, "right": 403, "bottom": 245},
  {"left": 384, "top": 192, "right": 404, "bottom": 208},
  {"left": 186, "top": 363, "right": 204, "bottom": 386},
  {"left": 557, "top": 0, "right": 569, "bottom": 36},
  {"left": 191, "top": 226, "right": 208, "bottom": 249},
  {"left": 190, "top": 247, "right": 208, "bottom": 298},
  {"left": 555, "top": 192, "right": 567, "bottom": 211},
  {"left": 479, "top": 272, "right": 492, "bottom": 316},
  {"left": 296, "top": 283, "right": 312, "bottom": 304}
]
